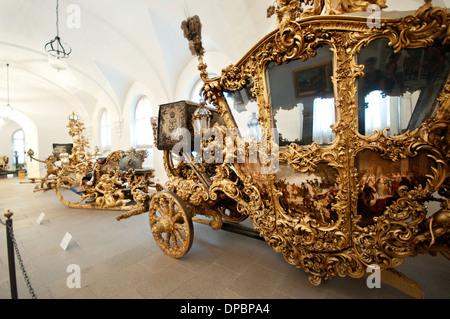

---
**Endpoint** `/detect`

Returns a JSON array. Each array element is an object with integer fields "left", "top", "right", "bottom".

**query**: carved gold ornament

[
  {"left": 23, "top": 150, "right": 61, "bottom": 192},
  {"left": 37, "top": 114, "right": 157, "bottom": 211}
]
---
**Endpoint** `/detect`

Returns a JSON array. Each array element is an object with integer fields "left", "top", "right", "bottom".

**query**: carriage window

[
  {"left": 312, "top": 97, "right": 335, "bottom": 144},
  {"left": 132, "top": 96, "right": 153, "bottom": 168},
  {"left": 224, "top": 78, "right": 261, "bottom": 141},
  {"left": 357, "top": 38, "right": 450, "bottom": 136},
  {"left": 265, "top": 46, "right": 335, "bottom": 146},
  {"left": 99, "top": 109, "right": 111, "bottom": 152},
  {"left": 12, "top": 129, "right": 26, "bottom": 168}
]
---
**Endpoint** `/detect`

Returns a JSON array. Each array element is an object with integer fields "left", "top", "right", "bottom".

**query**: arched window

[
  {"left": 11, "top": 129, "right": 25, "bottom": 168},
  {"left": 189, "top": 74, "right": 218, "bottom": 103},
  {"left": 99, "top": 109, "right": 111, "bottom": 152},
  {"left": 363, "top": 89, "right": 421, "bottom": 136},
  {"left": 312, "top": 97, "right": 335, "bottom": 144},
  {"left": 131, "top": 96, "right": 153, "bottom": 167},
  {"left": 190, "top": 79, "right": 204, "bottom": 103}
]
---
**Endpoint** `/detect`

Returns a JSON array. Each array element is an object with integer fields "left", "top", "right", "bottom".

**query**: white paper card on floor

[
  {"left": 37, "top": 212, "right": 45, "bottom": 225},
  {"left": 60, "top": 232, "right": 73, "bottom": 251}
]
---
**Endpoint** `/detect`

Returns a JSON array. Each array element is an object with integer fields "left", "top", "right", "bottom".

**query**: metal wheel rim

[{"left": 149, "top": 190, "right": 194, "bottom": 258}]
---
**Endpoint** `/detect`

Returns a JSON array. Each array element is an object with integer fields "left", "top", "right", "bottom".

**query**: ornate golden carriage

[
  {"left": 123, "top": 0, "right": 450, "bottom": 298},
  {"left": 25, "top": 149, "right": 61, "bottom": 192},
  {"left": 0, "top": 155, "right": 9, "bottom": 171},
  {"left": 28, "top": 113, "right": 155, "bottom": 210},
  {"left": 56, "top": 114, "right": 155, "bottom": 210}
]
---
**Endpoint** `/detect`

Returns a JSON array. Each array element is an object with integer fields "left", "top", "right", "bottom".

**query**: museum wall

[{"left": 0, "top": 97, "right": 79, "bottom": 177}]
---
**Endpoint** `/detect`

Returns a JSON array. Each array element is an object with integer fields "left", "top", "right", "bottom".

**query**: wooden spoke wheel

[{"left": 149, "top": 190, "right": 194, "bottom": 258}]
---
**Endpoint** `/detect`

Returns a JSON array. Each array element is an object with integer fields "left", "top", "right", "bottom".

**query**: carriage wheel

[{"left": 149, "top": 190, "right": 194, "bottom": 258}]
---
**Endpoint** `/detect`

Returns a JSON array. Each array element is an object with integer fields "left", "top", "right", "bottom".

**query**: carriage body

[
  {"left": 53, "top": 114, "right": 155, "bottom": 211},
  {"left": 147, "top": 1, "right": 449, "bottom": 297}
]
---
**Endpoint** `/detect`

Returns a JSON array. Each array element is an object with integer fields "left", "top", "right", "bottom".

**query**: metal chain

[
  {"left": 56, "top": 0, "right": 60, "bottom": 37},
  {"left": 0, "top": 217, "right": 37, "bottom": 299}
]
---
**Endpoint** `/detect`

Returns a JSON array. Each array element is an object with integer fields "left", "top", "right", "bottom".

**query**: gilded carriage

[
  {"left": 25, "top": 149, "right": 61, "bottom": 192},
  {"left": 56, "top": 113, "right": 155, "bottom": 210},
  {"left": 120, "top": 0, "right": 450, "bottom": 298},
  {"left": 0, "top": 155, "right": 9, "bottom": 170},
  {"left": 28, "top": 113, "right": 156, "bottom": 210}
]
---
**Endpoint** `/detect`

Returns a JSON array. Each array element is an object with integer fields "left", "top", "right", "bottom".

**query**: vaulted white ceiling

[
  {"left": 0, "top": 0, "right": 275, "bottom": 123},
  {"left": 0, "top": 0, "right": 445, "bottom": 127}
]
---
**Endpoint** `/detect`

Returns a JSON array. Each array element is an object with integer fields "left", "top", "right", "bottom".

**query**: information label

[
  {"left": 37, "top": 212, "right": 45, "bottom": 225},
  {"left": 60, "top": 232, "right": 73, "bottom": 251}
]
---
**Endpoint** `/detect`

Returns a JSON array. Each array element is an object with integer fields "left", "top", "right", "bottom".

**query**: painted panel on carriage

[
  {"left": 119, "top": 154, "right": 143, "bottom": 171},
  {"left": 355, "top": 149, "right": 432, "bottom": 227},
  {"left": 275, "top": 162, "right": 339, "bottom": 226}
]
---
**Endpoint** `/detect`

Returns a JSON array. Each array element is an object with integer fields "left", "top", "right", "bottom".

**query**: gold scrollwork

[{"left": 166, "top": 1, "right": 450, "bottom": 294}]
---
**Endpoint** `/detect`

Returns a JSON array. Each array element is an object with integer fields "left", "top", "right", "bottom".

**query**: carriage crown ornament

[{"left": 119, "top": 0, "right": 450, "bottom": 298}]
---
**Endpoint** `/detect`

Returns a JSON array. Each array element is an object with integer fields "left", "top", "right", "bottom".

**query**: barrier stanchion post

[{"left": 4, "top": 210, "right": 18, "bottom": 299}]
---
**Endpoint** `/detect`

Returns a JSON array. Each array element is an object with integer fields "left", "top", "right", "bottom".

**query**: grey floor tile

[{"left": 0, "top": 177, "right": 448, "bottom": 300}]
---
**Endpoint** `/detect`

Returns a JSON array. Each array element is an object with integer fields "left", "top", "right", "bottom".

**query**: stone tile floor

[{"left": 0, "top": 177, "right": 448, "bottom": 299}]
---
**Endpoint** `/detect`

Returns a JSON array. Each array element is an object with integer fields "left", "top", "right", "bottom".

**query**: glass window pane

[
  {"left": 224, "top": 78, "right": 261, "bottom": 141},
  {"left": 312, "top": 97, "right": 335, "bottom": 144},
  {"left": 265, "top": 45, "right": 335, "bottom": 146},
  {"left": 357, "top": 38, "right": 450, "bottom": 136},
  {"left": 100, "top": 110, "right": 111, "bottom": 149},
  {"left": 134, "top": 97, "right": 153, "bottom": 147},
  {"left": 12, "top": 129, "right": 25, "bottom": 165}
]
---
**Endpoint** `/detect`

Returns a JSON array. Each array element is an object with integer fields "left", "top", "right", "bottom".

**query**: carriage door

[{"left": 265, "top": 44, "right": 353, "bottom": 252}]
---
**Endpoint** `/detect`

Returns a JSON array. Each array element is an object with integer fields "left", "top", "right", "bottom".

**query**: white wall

[
  {"left": 385, "top": 0, "right": 449, "bottom": 12},
  {"left": 0, "top": 110, "right": 42, "bottom": 177}
]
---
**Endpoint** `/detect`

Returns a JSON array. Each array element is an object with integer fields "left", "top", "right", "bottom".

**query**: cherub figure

[
  {"left": 267, "top": 0, "right": 387, "bottom": 28},
  {"left": 94, "top": 174, "right": 128, "bottom": 208},
  {"left": 267, "top": 0, "right": 305, "bottom": 28}
]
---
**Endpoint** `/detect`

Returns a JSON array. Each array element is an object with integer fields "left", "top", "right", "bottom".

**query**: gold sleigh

[
  {"left": 27, "top": 113, "right": 156, "bottom": 211},
  {"left": 119, "top": 0, "right": 449, "bottom": 298}
]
